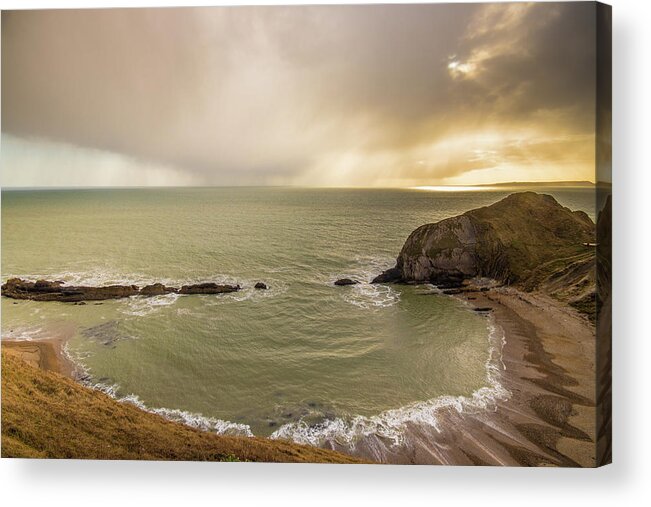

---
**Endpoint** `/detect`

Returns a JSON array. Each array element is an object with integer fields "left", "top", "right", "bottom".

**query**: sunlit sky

[{"left": 1, "top": 3, "right": 600, "bottom": 188}]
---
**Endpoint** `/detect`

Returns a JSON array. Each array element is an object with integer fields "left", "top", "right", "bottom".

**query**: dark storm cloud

[
  {"left": 447, "top": 3, "right": 595, "bottom": 123},
  {"left": 1, "top": 3, "right": 598, "bottom": 187}
]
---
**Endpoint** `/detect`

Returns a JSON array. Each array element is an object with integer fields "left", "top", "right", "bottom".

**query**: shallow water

[{"left": 1, "top": 186, "right": 595, "bottom": 453}]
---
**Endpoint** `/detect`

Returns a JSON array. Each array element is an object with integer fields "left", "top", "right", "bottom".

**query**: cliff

[{"left": 373, "top": 192, "right": 597, "bottom": 315}]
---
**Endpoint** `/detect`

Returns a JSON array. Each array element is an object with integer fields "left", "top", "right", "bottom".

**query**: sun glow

[
  {"left": 447, "top": 60, "right": 477, "bottom": 78},
  {"left": 410, "top": 185, "right": 497, "bottom": 192}
]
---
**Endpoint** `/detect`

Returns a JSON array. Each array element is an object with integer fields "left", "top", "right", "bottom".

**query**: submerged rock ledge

[{"left": 1, "top": 278, "right": 241, "bottom": 302}]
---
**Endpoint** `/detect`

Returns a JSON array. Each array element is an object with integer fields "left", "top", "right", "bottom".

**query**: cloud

[
  {"left": 1, "top": 3, "right": 598, "bottom": 187},
  {"left": 1, "top": 135, "right": 199, "bottom": 187}
]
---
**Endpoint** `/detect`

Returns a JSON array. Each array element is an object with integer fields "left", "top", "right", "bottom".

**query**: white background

[{"left": 0, "top": 0, "right": 649, "bottom": 505}]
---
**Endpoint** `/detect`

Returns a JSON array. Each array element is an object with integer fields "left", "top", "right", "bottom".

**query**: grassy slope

[{"left": 1, "top": 352, "right": 365, "bottom": 463}]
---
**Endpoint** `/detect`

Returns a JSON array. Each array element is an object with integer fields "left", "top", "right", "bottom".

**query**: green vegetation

[
  {"left": 466, "top": 192, "right": 595, "bottom": 284},
  {"left": 1, "top": 352, "right": 366, "bottom": 463}
]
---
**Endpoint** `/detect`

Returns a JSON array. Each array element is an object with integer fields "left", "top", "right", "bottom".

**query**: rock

[
  {"left": 370, "top": 267, "right": 402, "bottom": 284},
  {"left": 334, "top": 278, "right": 359, "bottom": 286},
  {"left": 372, "top": 192, "right": 596, "bottom": 291},
  {"left": 140, "top": 283, "right": 176, "bottom": 296},
  {"left": 254, "top": 282, "right": 268, "bottom": 290},
  {"left": 81, "top": 321, "right": 125, "bottom": 346},
  {"left": 178, "top": 282, "right": 240, "bottom": 295},
  {"left": 1, "top": 278, "right": 140, "bottom": 302},
  {"left": 473, "top": 307, "right": 493, "bottom": 312},
  {"left": 1, "top": 278, "right": 240, "bottom": 302},
  {"left": 34, "top": 280, "right": 65, "bottom": 292}
]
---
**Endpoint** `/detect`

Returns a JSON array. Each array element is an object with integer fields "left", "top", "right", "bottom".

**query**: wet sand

[
  {"left": 399, "top": 287, "right": 596, "bottom": 466},
  {"left": 2, "top": 339, "right": 76, "bottom": 378},
  {"left": 323, "top": 286, "right": 596, "bottom": 466},
  {"left": 476, "top": 288, "right": 596, "bottom": 467}
]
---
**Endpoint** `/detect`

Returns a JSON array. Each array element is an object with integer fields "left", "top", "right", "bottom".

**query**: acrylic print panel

[{"left": 0, "top": 2, "right": 611, "bottom": 466}]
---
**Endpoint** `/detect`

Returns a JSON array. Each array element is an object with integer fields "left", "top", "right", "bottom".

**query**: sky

[{"left": 1, "top": 3, "right": 599, "bottom": 188}]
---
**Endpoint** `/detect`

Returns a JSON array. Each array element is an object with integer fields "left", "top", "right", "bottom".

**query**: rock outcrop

[
  {"left": 1, "top": 278, "right": 240, "bottom": 302},
  {"left": 140, "top": 283, "right": 176, "bottom": 296},
  {"left": 178, "top": 282, "right": 241, "bottom": 295},
  {"left": 334, "top": 278, "right": 360, "bottom": 286},
  {"left": 372, "top": 192, "right": 596, "bottom": 292}
]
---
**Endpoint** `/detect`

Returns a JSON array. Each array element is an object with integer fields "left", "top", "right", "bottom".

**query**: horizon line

[{"left": 1, "top": 180, "right": 601, "bottom": 191}]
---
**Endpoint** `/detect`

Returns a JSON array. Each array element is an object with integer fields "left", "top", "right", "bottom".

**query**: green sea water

[{"left": 1, "top": 187, "right": 595, "bottom": 456}]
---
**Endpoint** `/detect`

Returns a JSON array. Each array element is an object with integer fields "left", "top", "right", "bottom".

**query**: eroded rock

[
  {"left": 1, "top": 278, "right": 240, "bottom": 302},
  {"left": 334, "top": 278, "right": 359, "bottom": 286},
  {"left": 372, "top": 192, "right": 595, "bottom": 291}
]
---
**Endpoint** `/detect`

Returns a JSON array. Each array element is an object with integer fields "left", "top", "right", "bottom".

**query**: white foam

[
  {"left": 3, "top": 269, "right": 224, "bottom": 289},
  {"left": 330, "top": 255, "right": 401, "bottom": 309},
  {"left": 63, "top": 345, "right": 253, "bottom": 437},
  {"left": 344, "top": 283, "right": 400, "bottom": 309},
  {"left": 1, "top": 325, "right": 46, "bottom": 342},
  {"left": 271, "top": 318, "right": 509, "bottom": 450},
  {"left": 203, "top": 278, "right": 288, "bottom": 305},
  {"left": 2, "top": 269, "right": 163, "bottom": 288},
  {"left": 97, "top": 385, "right": 253, "bottom": 437},
  {"left": 18, "top": 265, "right": 509, "bottom": 453},
  {"left": 120, "top": 293, "right": 180, "bottom": 317}
]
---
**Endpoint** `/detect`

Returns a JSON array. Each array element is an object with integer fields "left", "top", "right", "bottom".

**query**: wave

[
  {"left": 96, "top": 385, "right": 253, "bottom": 437},
  {"left": 1, "top": 325, "right": 47, "bottom": 341},
  {"left": 327, "top": 254, "right": 401, "bottom": 309},
  {"left": 23, "top": 264, "right": 508, "bottom": 457},
  {"left": 2, "top": 268, "right": 169, "bottom": 288},
  {"left": 343, "top": 282, "right": 400, "bottom": 310},
  {"left": 270, "top": 318, "right": 509, "bottom": 450},
  {"left": 63, "top": 345, "right": 253, "bottom": 437},
  {"left": 202, "top": 278, "right": 288, "bottom": 306},
  {"left": 120, "top": 293, "right": 180, "bottom": 317},
  {"left": 61, "top": 311, "right": 508, "bottom": 456}
]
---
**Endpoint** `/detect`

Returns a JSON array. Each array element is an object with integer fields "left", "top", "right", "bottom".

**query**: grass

[{"left": 1, "top": 352, "right": 367, "bottom": 463}]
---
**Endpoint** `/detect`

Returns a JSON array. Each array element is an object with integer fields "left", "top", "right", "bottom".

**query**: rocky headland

[
  {"left": 364, "top": 191, "right": 608, "bottom": 466},
  {"left": 373, "top": 191, "right": 597, "bottom": 319}
]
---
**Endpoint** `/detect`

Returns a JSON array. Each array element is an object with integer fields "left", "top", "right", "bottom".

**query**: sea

[{"left": 1, "top": 186, "right": 596, "bottom": 461}]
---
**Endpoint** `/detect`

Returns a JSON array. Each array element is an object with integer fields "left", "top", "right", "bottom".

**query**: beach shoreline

[
  {"left": 443, "top": 287, "right": 596, "bottom": 466},
  {"left": 2, "top": 337, "right": 76, "bottom": 378},
  {"left": 1, "top": 284, "right": 596, "bottom": 466}
]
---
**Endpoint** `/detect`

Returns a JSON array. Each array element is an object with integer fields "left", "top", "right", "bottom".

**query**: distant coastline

[{"left": 474, "top": 180, "right": 595, "bottom": 188}]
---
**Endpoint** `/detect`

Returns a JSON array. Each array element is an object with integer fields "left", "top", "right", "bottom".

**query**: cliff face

[{"left": 373, "top": 192, "right": 596, "bottom": 290}]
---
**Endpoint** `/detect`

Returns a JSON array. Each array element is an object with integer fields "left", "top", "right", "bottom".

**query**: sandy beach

[
  {"left": 2, "top": 338, "right": 76, "bottom": 377},
  {"left": 427, "top": 287, "right": 596, "bottom": 466}
]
